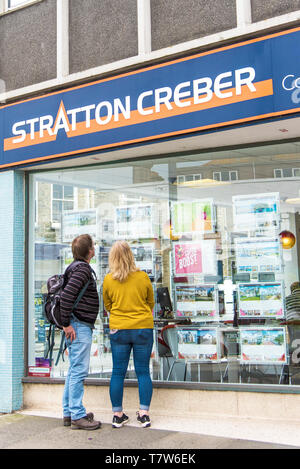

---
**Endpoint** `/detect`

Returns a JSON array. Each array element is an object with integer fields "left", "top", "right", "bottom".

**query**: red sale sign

[{"left": 174, "top": 243, "right": 203, "bottom": 275}]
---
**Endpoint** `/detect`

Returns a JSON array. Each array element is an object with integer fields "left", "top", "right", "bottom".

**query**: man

[
  {"left": 285, "top": 282, "right": 300, "bottom": 321},
  {"left": 61, "top": 234, "right": 101, "bottom": 430}
]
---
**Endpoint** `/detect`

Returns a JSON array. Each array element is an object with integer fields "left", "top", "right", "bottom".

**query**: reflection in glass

[{"left": 29, "top": 141, "right": 300, "bottom": 386}]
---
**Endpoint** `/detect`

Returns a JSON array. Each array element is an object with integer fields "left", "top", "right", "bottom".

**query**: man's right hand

[{"left": 63, "top": 325, "right": 76, "bottom": 342}]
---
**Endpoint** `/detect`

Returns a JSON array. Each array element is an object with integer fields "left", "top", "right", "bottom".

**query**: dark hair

[
  {"left": 291, "top": 281, "right": 300, "bottom": 293},
  {"left": 72, "top": 234, "right": 93, "bottom": 261}
]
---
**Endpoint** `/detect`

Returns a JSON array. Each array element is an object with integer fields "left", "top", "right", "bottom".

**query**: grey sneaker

[
  {"left": 136, "top": 411, "right": 151, "bottom": 428},
  {"left": 71, "top": 414, "right": 101, "bottom": 430},
  {"left": 63, "top": 412, "right": 94, "bottom": 427}
]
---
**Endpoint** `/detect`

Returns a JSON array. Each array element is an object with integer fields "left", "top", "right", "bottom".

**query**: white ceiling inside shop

[
  {"left": 27, "top": 115, "right": 300, "bottom": 172},
  {"left": 31, "top": 115, "right": 300, "bottom": 212}
]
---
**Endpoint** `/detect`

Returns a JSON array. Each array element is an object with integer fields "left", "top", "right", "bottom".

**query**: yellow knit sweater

[{"left": 102, "top": 271, "right": 155, "bottom": 329}]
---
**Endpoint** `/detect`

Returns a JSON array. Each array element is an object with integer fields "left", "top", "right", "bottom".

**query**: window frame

[
  {"left": 213, "top": 170, "right": 238, "bottom": 182},
  {"left": 2, "top": 0, "right": 43, "bottom": 15},
  {"left": 26, "top": 140, "right": 300, "bottom": 393},
  {"left": 176, "top": 173, "right": 202, "bottom": 184},
  {"left": 274, "top": 168, "right": 300, "bottom": 178}
]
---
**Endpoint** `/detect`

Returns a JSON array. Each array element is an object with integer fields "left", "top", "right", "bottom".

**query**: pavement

[{"left": 0, "top": 412, "right": 297, "bottom": 450}]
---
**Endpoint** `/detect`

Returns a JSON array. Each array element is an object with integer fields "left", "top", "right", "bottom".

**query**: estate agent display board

[
  {"left": 168, "top": 192, "right": 287, "bottom": 368},
  {"left": 56, "top": 191, "right": 288, "bottom": 370},
  {"left": 176, "top": 326, "right": 288, "bottom": 365}
]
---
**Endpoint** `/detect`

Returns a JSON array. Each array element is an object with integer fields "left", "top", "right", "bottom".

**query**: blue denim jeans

[
  {"left": 62, "top": 319, "right": 92, "bottom": 420},
  {"left": 109, "top": 329, "right": 153, "bottom": 412}
]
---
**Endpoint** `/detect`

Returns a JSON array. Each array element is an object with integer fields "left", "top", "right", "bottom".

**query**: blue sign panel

[{"left": 2, "top": 27, "right": 300, "bottom": 169}]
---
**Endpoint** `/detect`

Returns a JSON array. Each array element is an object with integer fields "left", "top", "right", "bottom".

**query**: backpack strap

[
  {"left": 55, "top": 279, "right": 92, "bottom": 365},
  {"left": 72, "top": 279, "right": 91, "bottom": 311},
  {"left": 66, "top": 260, "right": 96, "bottom": 318},
  {"left": 44, "top": 324, "right": 51, "bottom": 359},
  {"left": 55, "top": 331, "right": 66, "bottom": 366},
  {"left": 65, "top": 260, "right": 96, "bottom": 278},
  {"left": 44, "top": 323, "right": 56, "bottom": 366},
  {"left": 45, "top": 263, "right": 96, "bottom": 366},
  {"left": 64, "top": 261, "right": 97, "bottom": 290}
]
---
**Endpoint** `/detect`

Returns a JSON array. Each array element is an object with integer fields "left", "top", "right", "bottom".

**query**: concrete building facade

[{"left": 2, "top": 0, "right": 300, "bottom": 420}]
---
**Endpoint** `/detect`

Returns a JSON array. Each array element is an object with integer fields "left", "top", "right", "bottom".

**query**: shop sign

[
  {"left": 28, "top": 366, "right": 51, "bottom": 378},
  {"left": 2, "top": 27, "right": 300, "bottom": 169},
  {"left": 28, "top": 358, "right": 51, "bottom": 377}
]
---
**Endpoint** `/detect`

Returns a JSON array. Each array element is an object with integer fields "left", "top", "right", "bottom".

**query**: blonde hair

[{"left": 109, "top": 241, "right": 139, "bottom": 282}]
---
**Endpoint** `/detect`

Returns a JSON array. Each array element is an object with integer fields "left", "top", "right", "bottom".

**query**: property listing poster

[
  {"left": 99, "top": 218, "right": 114, "bottom": 242},
  {"left": 173, "top": 240, "right": 217, "bottom": 276},
  {"left": 175, "top": 284, "right": 219, "bottom": 321},
  {"left": 238, "top": 282, "right": 284, "bottom": 319},
  {"left": 35, "top": 294, "right": 46, "bottom": 343},
  {"left": 130, "top": 243, "right": 155, "bottom": 276},
  {"left": 177, "top": 328, "right": 219, "bottom": 361},
  {"left": 171, "top": 199, "right": 215, "bottom": 235},
  {"left": 115, "top": 204, "right": 158, "bottom": 239},
  {"left": 233, "top": 193, "right": 280, "bottom": 235},
  {"left": 63, "top": 209, "right": 97, "bottom": 242},
  {"left": 240, "top": 327, "right": 287, "bottom": 364},
  {"left": 235, "top": 237, "right": 282, "bottom": 274}
]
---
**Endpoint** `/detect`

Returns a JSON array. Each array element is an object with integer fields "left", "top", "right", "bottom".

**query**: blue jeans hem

[
  {"left": 112, "top": 406, "right": 123, "bottom": 412},
  {"left": 71, "top": 413, "right": 87, "bottom": 421}
]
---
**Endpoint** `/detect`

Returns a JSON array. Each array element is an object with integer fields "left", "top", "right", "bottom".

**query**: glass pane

[
  {"left": 8, "top": 0, "right": 29, "bottom": 7},
  {"left": 52, "top": 200, "right": 62, "bottom": 223},
  {"left": 52, "top": 184, "right": 63, "bottom": 200},
  {"left": 28, "top": 140, "right": 300, "bottom": 388},
  {"left": 274, "top": 169, "right": 282, "bottom": 178},
  {"left": 283, "top": 168, "right": 293, "bottom": 178},
  {"left": 294, "top": 169, "right": 300, "bottom": 177},
  {"left": 221, "top": 171, "right": 230, "bottom": 181},
  {"left": 63, "top": 185, "right": 74, "bottom": 200},
  {"left": 63, "top": 201, "right": 74, "bottom": 211}
]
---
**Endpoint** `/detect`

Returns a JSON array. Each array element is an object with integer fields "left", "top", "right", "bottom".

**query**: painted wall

[
  {"left": 0, "top": 0, "right": 56, "bottom": 91},
  {"left": 0, "top": 171, "right": 24, "bottom": 412},
  {"left": 69, "top": 0, "right": 138, "bottom": 74}
]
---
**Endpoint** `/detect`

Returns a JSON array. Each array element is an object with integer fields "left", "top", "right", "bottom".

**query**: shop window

[
  {"left": 2, "top": 0, "right": 43, "bottom": 14},
  {"left": 274, "top": 168, "right": 300, "bottom": 178},
  {"left": 28, "top": 142, "right": 300, "bottom": 389},
  {"left": 213, "top": 170, "right": 238, "bottom": 181},
  {"left": 176, "top": 174, "right": 202, "bottom": 184},
  {"left": 34, "top": 182, "right": 38, "bottom": 227},
  {"left": 7, "top": 0, "right": 32, "bottom": 8}
]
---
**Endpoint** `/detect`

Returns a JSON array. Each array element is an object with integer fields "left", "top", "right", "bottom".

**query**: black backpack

[{"left": 43, "top": 261, "right": 94, "bottom": 365}]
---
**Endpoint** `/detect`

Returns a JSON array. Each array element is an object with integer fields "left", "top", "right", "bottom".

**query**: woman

[{"left": 102, "top": 241, "right": 155, "bottom": 428}]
